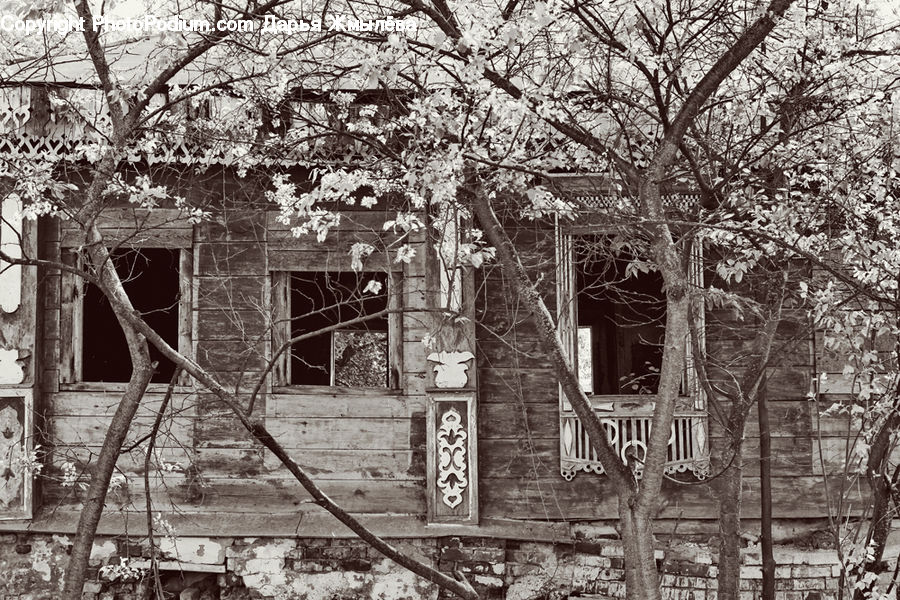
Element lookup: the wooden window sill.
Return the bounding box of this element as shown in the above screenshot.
[59,382,195,394]
[271,385,403,397]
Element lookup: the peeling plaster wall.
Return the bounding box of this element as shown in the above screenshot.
[0,535,70,597]
[0,534,851,600]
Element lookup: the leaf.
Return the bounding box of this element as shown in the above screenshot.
[363,279,383,294]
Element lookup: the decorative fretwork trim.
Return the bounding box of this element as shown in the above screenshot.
[560,413,710,481]
[436,408,468,509]
[571,195,702,212]
[0,87,337,168]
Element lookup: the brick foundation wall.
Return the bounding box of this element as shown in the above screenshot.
[0,533,849,600]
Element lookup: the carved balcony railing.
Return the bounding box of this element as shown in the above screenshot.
[560,412,710,481]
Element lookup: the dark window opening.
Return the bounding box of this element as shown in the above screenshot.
[290,272,389,387]
[82,248,180,383]
[575,239,665,395]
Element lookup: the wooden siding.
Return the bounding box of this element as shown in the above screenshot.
[40,197,429,522]
[59,208,193,249]
[472,224,845,521]
[34,189,860,533]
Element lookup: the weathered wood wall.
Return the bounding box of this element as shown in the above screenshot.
[41,170,429,525]
[34,178,863,534]
[473,219,857,522]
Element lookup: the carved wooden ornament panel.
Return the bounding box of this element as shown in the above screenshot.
[0,390,33,519]
[426,392,478,524]
[436,408,468,508]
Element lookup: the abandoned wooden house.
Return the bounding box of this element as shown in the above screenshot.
[0,80,875,599]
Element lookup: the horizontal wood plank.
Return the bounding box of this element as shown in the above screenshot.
[62,208,194,230]
[264,417,413,450]
[50,445,424,482]
[185,447,423,480]
[266,211,394,232]
[49,391,198,417]
[197,243,266,276]
[260,449,424,480]
[267,230,395,251]
[267,249,390,272]
[196,340,267,372]
[766,367,813,399]
[479,475,861,520]
[479,404,558,439]
[479,368,558,403]
[61,229,191,248]
[197,276,267,309]
[811,436,900,475]
[269,393,422,418]
[813,413,863,436]
[45,478,425,514]
[476,340,550,369]
[480,439,560,479]
[51,415,194,447]
[17,512,592,540]
[741,401,813,438]
[728,437,813,477]
[195,309,268,341]
[46,446,196,475]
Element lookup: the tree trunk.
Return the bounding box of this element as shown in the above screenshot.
[715,446,745,600]
[853,410,900,600]
[708,273,785,600]
[758,382,776,600]
[620,500,663,600]
[58,149,153,600]
[60,357,154,600]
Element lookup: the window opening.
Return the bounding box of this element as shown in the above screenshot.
[574,238,665,395]
[289,271,389,387]
[82,248,180,383]
[557,220,708,481]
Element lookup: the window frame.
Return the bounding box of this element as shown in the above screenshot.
[556,226,705,409]
[270,269,403,392]
[556,217,709,480]
[59,247,194,389]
